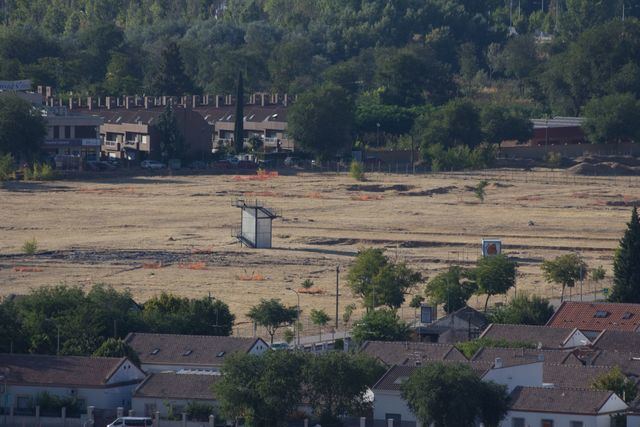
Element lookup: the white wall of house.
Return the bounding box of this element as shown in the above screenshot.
[108,361,146,384]
[373,391,416,424]
[628,414,640,427]
[563,329,592,348]
[7,383,140,411]
[140,363,222,373]
[248,339,269,355]
[482,362,543,392]
[500,411,615,427]
[132,397,216,418]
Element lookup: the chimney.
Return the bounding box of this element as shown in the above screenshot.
[37,85,44,95]
[106,96,112,110]
[494,357,503,369]
[215,95,221,108]
[283,94,288,107]
[125,96,130,109]
[204,94,210,105]
[144,97,149,110]
[116,97,121,108]
[45,86,52,98]
[97,97,102,108]
[192,95,198,109]
[261,94,266,107]
[68,98,73,110]
[273,93,280,104]
[162,96,167,106]
[87,97,92,111]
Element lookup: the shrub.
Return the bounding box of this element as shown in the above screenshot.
[185,401,215,421]
[427,143,497,172]
[301,279,314,289]
[456,337,536,359]
[0,153,15,180]
[474,180,489,202]
[35,392,84,417]
[24,162,56,181]
[350,160,365,181]
[545,151,562,167]
[22,237,38,255]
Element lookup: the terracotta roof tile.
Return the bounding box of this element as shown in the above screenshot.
[479,324,575,348]
[471,347,577,367]
[372,361,493,391]
[591,329,640,352]
[542,364,612,388]
[124,333,267,367]
[134,372,220,400]
[547,302,640,331]
[0,353,135,387]
[508,386,620,415]
[360,341,467,366]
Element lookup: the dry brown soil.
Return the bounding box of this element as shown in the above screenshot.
[1,169,638,334]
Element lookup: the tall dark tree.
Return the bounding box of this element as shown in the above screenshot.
[234,72,244,154]
[0,94,46,162]
[149,41,195,96]
[611,207,640,303]
[156,104,185,162]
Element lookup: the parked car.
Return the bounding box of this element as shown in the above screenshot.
[141,160,165,169]
[107,417,153,427]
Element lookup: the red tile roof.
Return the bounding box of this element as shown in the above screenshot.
[134,372,220,400]
[0,353,138,388]
[479,323,576,348]
[509,386,621,415]
[547,302,640,331]
[360,341,467,366]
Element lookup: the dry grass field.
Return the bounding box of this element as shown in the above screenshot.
[1,169,638,333]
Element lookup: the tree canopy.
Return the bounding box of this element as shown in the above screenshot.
[424,266,476,314]
[541,253,588,302]
[611,207,640,303]
[351,308,410,344]
[247,298,298,344]
[473,254,517,311]
[0,94,46,161]
[401,362,509,427]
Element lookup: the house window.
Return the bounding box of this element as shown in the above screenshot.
[570,422,583,427]
[53,126,60,139]
[594,310,609,318]
[512,418,525,427]
[541,420,554,427]
[622,312,634,319]
[65,126,71,138]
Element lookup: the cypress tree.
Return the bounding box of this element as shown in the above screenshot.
[611,207,640,302]
[234,72,244,154]
[150,41,195,96]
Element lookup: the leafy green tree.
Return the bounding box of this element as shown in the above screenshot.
[583,93,640,144]
[473,254,517,311]
[288,83,354,160]
[92,338,141,366]
[611,207,640,303]
[215,351,306,427]
[592,366,637,403]
[149,40,195,95]
[401,362,509,427]
[409,294,424,318]
[347,248,422,310]
[413,99,482,155]
[305,352,384,423]
[351,308,410,343]
[424,266,477,314]
[592,266,607,282]
[480,104,533,145]
[233,71,244,154]
[375,46,455,106]
[501,35,538,94]
[156,104,185,162]
[474,180,489,203]
[142,292,234,336]
[247,299,298,344]
[310,308,330,341]
[489,293,554,325]
[0,94,46,162]
[542,253,588,302]
[0,299,26,353]
[343,303,356,328]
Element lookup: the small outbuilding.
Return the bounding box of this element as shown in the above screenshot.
[232,199,279,248]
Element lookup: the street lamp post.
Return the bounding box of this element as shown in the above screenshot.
[286,287,301,348]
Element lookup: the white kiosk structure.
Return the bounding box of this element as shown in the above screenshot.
[232,199,280,248]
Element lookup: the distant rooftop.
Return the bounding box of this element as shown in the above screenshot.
[531,116,585,129]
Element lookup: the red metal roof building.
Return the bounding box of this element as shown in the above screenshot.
[547,302,640,332]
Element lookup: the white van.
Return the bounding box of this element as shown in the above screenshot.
[107,417,153,426]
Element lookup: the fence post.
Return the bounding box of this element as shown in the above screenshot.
[182,412,187,427]
[87,406,95,426]
[360,417,366,427]
[117,407,124,418]
[35,405,40,424]
[61,406,67,427]
[129,409,135,416]
[387,418,394,427]
[154,411,160,427]
[304,418,309,427]
[209,414,215,427]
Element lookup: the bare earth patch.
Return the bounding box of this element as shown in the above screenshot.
[1,170,637,333]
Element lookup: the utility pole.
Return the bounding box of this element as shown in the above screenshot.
[335,266,340,330]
